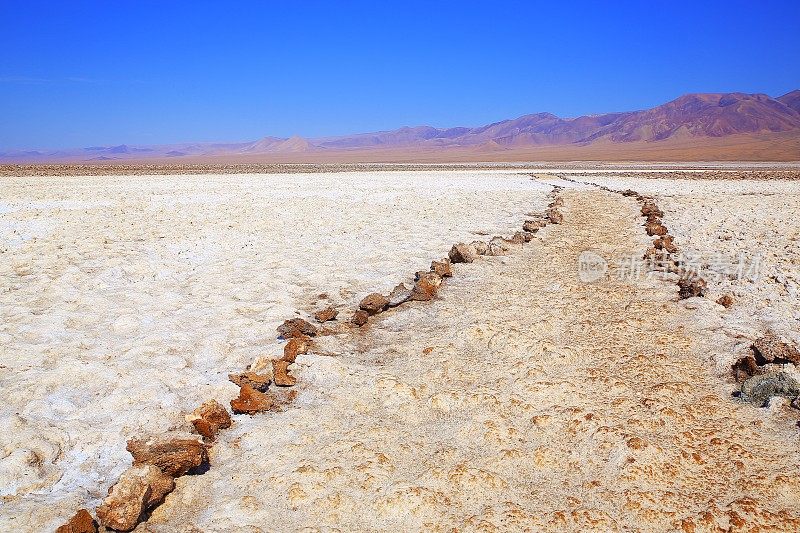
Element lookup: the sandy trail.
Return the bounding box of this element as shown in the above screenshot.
[142,188,800,532]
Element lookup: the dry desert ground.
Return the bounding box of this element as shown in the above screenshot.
[1,166,800,532]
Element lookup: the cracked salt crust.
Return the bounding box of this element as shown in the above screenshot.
[0,171,550,530]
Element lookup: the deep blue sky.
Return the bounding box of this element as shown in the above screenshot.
[1,0,798,149]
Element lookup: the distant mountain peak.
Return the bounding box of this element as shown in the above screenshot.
[3,89,799,163]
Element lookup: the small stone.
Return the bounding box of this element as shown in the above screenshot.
[485,236,512,256]
[732,356,760,382]
[641,202,664,218]
[752,332,800,365]
[126,435,208,477]
[277,318,318,339]
[56,509,97,533]
[313,306,338,323]
[430,258,453,278]
[548,197,564,208]
[740,372,800,407]
[522,219,546,233]
[622,189,638,197]
[511,231,533,243]
[645,220,668,236]
[272,359,297,387]
[653,235,678,254]
[414,270,430,281]
[283,336,311,363]
[387,283,413,307]
[411,272,441,301]
[231,384,276,414]
[228,371,271,392]
[351,310,369,326]
[471,241,489,255]
[96,465,175,532]
[546,208,563,224]
[716,294,734,308]
[678,276,706,299]
[359,293,389,315]
[449,243,478,263]
[188,400,232,440]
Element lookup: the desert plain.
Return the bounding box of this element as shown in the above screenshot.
[2,164,800,531]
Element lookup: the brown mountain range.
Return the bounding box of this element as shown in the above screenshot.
[3,90,799,163]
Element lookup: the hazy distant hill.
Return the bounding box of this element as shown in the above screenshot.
[2,90,799,162]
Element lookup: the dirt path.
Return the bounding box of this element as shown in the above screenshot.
[147,189,800,532]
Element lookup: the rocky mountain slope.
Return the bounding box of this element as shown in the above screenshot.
[2,91,798,162]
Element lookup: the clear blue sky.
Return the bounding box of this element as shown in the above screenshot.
[1,0,798,149]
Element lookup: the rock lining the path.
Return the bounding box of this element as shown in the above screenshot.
[277,318,318,338]
[314,306,338,323]
[56,509,97,533]
[187,400,232,441]
[96,465,175,532]
[231,384,276,415]
[126,434,208,477]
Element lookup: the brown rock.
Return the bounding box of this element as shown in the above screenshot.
[387,283,413,307]
[411,272,441,301]
[522,219,546,232]
[622,189,639,197]
[471,241,489,255]
[511,231,534,243]
[733,355,761,382]
[548,197,564,208]
[716,294,734,308]
[752,332,800,365]
[431,258,453,278]
[677,276,707,299]
[228,371,271,392]
[359,292,388,315]
[641,202,664,218]
[313,306,338,323]
[486,236,513,256]
[546,208,563,224]
[272,359,297,386]
[283,336,310,363]
[414,270,430,281]
[645,213,662,225]
[351,310,369,326]
[188,400,232,440]
[653,235,678,254]
[96,465,174,532]
[56,509,97,533]
[231,384,275,414]
[645,220,668,236]
[126,435,208,477]
[449,243,478,263]
[277,318,318,338]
